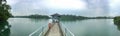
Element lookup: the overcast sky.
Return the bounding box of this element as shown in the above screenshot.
[6,0,120,17]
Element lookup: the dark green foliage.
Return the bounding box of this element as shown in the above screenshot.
[113,16,120,31]
[114,16,120,25]
[0,21,10,36]
[0,0,12,21]
[60,15,76,20]
[28,14,49,19]
[13,14,49,19]
[13,14,113,21]
[60,15,87,21]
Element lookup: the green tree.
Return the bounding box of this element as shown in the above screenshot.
[0,0,12,21]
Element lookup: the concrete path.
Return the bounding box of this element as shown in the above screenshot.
[44,23,63,36]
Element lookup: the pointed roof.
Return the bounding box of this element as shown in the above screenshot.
[51,13,60,16]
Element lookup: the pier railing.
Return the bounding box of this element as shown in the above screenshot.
[60,22,75,36]
[29,22,75,36]
[29,24,48,36]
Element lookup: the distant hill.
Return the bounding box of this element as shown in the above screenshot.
[12,14,113,20]
[13,14,49,19]
[60,15,87,20]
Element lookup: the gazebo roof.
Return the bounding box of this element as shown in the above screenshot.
[51,13,60,16]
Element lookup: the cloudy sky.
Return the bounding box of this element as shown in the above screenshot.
[6,0,120,17]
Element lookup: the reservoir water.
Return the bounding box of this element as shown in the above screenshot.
[5,18,120,36]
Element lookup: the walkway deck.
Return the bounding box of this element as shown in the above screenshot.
[44,23,64,36]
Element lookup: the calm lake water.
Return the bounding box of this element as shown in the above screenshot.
[4,18,120,36]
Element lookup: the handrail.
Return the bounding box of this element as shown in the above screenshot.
[39,31,43,36]
[39,25,49,36]
[29,22,75,36]
[29,24,48,36]
[60,22,75,36]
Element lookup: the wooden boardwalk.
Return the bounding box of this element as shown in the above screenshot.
[44,23,64,36]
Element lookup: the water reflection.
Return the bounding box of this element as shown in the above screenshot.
[0,21,11,36]
[113,21,120,31]
[116,25,120,31]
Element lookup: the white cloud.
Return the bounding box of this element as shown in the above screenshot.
[110,0,120,9]
[7,0,113,16]
[110,0,120,16]
[109,12,120,16]
[7,0,87,16]
[7,0,19,6]
[45,0,87,9]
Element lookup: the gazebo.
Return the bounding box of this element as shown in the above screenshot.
[51,13,60,18]
[51,13,61,22]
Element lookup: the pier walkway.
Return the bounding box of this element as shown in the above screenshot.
[44,23,64,36]
[29,22,75,36]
